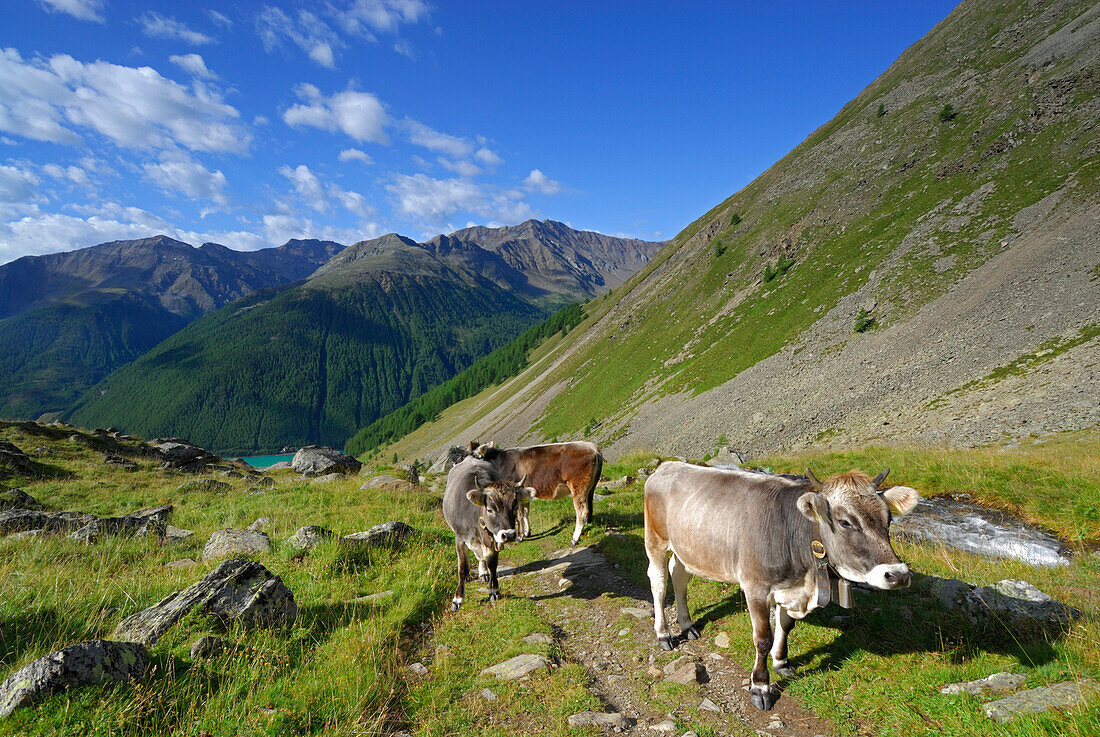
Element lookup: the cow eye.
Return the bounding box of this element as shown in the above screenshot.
[838,518,855,530]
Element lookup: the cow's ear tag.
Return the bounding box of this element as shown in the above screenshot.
[466,488,486,506]
[811,540,826,559]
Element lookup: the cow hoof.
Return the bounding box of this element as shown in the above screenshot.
[450,602,461,612]
[774,664,796,678]
[658,636,674,651]
[684,625,700,640]
[750,685,777,711]
[480,574,491,583]
[488,593,500,604]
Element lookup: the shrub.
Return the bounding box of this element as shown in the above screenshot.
[854,308,877,333]
[763,256,794,283]
[938,103,957,122]
[713,240,727,259]
[876,103,886,118]
[729,212,742,226]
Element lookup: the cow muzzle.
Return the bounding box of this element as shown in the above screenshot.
[494,529,517,545]
[865,563,910,590]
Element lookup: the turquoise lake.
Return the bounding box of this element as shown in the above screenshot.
[237,453,294,468]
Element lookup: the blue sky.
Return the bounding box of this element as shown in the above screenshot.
[0,0,959,263]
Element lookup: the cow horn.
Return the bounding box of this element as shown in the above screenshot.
[474,473,484,491]
[872,468,890,489]
[805,468,823,491]
[519,473,528,486]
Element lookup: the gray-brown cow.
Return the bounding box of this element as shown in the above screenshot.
[474,441,603,545]
[643,462,918,710]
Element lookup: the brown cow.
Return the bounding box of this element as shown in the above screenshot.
[643,462,918,711]
[475,441,603,545]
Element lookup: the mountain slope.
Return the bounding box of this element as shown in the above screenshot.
[384,0,1100,463]
[0,236,345,420]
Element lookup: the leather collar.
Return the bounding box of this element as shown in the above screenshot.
[810,523,831,608]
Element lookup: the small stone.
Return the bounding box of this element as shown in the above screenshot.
[164,559,197,570]
[666,661,702,685]
[700,697,722,713]
[165,525,194,540]
[247,517,271,532]
[522,633,552,645]
[608,675,629,686]
[941,672,1027,696]
[767,717,785,729]
[201,529,272,561]
[682,732,699,737]
[651,719,677,733]
[481,688,497,701]
[190,635,228,660]
[567,711,627,728]
[342,521,414,549]
[714,631,730,648]
[647,666,663,678]
[982,681,1096,722]
[621,606,653,620]
[310,472,341,485]
[663,655,693,675]
[351,590,394,604]
[617,628,630,636]
[286,525,333,550]
[557,578,573,591]
[408,662,428,675]
[480,654,548,680]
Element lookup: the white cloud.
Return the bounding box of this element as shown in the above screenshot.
[279,164,329,212]
[331,188,374,218]
[338,148,372,164]
[42,162,90,186]
[475,147,503,167]
[139,13,215,45]
[143,151,229,207]
[37,0,104,23]
[283,85,390,144]
[169,53,216,79]
[0,164,39,202]
[206,10,233,29]
[0,206,178,264]
[523,168,562,195]
[0,49,250,154]
[404,118,472,157]
[439,158,480,177]
[337,0,431,36]
[387,173,482,222]
[257,7,341,68]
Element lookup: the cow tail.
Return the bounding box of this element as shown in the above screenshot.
[586,451,603,523]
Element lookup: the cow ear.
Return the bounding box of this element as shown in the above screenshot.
[797,492,830,524]
[521,486,537,500]
[881,486,919,516]
[466,488,487,506]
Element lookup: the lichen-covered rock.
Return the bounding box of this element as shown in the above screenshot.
[941,672,1028,696]
[0,489,39,510]
[0,640,148,718]
[201,529,272,561]
[342,521,414,549]
[291,446,362,476]
[70,505,173,544]
[250,476,275,489]
[177,479,231,494]
[190,636,229,660]
[964,579,1081,639]
[113,558,296,646]
[247,517,272,532]
[480,653,548,680]
[0,509,49,535]
[983,680,1097,722]
[0,441,33,478]
[286,525,333,550]
[359,474,415,492]
[151,438,222,473]
[103,455,138,471]
[427,446,469,474]
[310,473,341,485]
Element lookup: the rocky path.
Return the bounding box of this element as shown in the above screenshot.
[499,545,836,737]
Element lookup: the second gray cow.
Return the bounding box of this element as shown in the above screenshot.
[443,456,535,611]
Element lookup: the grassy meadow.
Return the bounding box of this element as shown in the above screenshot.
[1,423,1098,735]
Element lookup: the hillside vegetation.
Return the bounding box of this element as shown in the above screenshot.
[383,0,1099,464]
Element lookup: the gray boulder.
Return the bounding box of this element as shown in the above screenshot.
[291,446,362,476]
[70,505,173,544]
[343,521,414,549]
[359,474,414,491]
[0,640,148,718]
[942,672,1027,696]
[103,455,138,471]
[264,461,293,470]
[0,509,96,537]
[480,653,548,680]
[704,446,745,468]
[202,529,272,561]
[0,488,39,510]
[310,473,341,485]
[964,579,1081,639]
[403,464,420,486]
[151,438,221,473]
[250,476,275,489]
[567,711,628,728]
[113,558,297,646]
[177,479,231,494]
[0,441,33,478]
[286,525,333,550]
[427,446,468,474]
[983,680,1096,722]
[190,635,229,660]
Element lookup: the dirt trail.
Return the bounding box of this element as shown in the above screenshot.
[498,545,836,737]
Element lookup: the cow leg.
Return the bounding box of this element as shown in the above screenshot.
[452,540,469,611]
[770,604,797,678]
[486,550,501,603]
[569,485,588,546]
[746,594,777,710]
[477,558,490,582]
[517,502,530,540]
[644,531,673,650]
[668,553,699,640]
